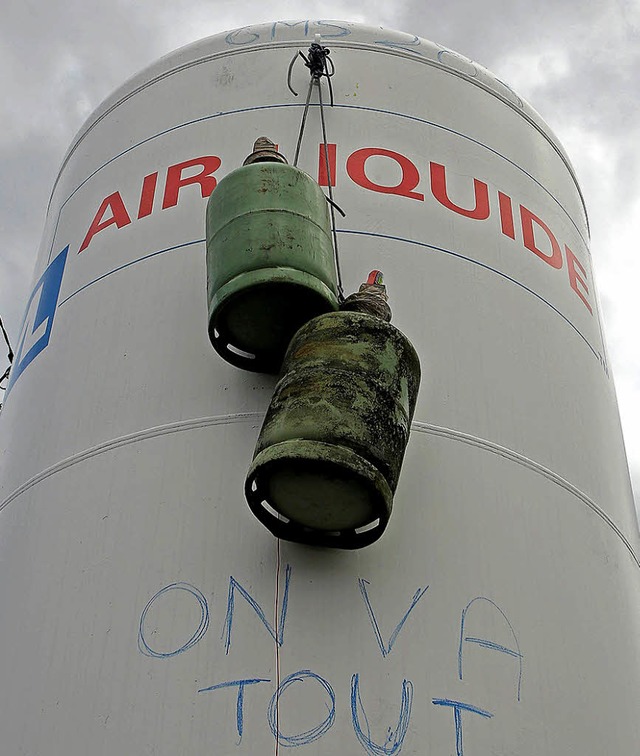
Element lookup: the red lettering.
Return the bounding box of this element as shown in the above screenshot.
[79,192,132,253]
[498,191,515,239]
[430,163,490,219]
[137,172,158,219]
[346,148,424,200]
[162,156,221,210]
[520,206,563,269]
[318,143,337,187]
[565,245,592,314]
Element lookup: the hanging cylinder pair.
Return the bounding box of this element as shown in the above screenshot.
[206,138,339,373]
[205,139,421,548]
[245,306,421,549]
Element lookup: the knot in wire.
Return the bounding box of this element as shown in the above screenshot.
[287,40,335,105]
[304,42,333,80]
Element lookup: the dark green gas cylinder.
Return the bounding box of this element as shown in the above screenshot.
[206,138,339,373]
[245,304,421,549]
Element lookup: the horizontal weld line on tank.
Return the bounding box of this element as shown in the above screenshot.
[57,239,205,307]
[48,102,585,265]
[54,40,585,232]
[337,228,601,364]
[412,421,640,569]
[2,413,636,569]
[0,412,264,514]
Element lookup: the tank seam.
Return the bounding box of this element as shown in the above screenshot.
[0,412,263,513]
[337,228,603,366]
[1,415,635,570]
[412,421,640,568]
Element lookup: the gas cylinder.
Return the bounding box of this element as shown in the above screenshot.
[206,137,339,373]
[245,289,421,548]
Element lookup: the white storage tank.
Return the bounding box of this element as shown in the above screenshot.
[0,20,638,755]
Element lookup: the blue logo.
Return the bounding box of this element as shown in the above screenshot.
[6,246,68,394]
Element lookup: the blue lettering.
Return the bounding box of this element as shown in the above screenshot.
[437,50,478,77]
[223,564,291,653]
[373,34,422,54]
[225,26,260,46]
[198,678,270,742]
[351,673,413,755]
[268,670,335,746]
[138,582,209,658]
[271,20,309,39]
[432,698,493,756]
[315,21,352,38]
[358,578,428,657]
[458,596,523,700]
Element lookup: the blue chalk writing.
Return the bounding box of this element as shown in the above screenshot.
[198,678,270,742]
[315,21,352,38]
[463,637,522,658]
[271,20,310,39]
[223,564,291,654]
[358,578,429,657]
[437,49,478,76]
[268,670,336,747]
[137,579,525,751]
[432,698,493,756]
[351,673,413,756]
[458,596,523,700]
[373,35,422,54]
[225,26,260,46]
[138,582,209,658]
[224,20,351,47]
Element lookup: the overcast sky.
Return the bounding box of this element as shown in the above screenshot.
[1,0,638,513]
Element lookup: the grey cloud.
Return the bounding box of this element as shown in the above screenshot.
[397,0,639,143]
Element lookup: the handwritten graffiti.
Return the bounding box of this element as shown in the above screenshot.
[138,581,209,658]
[432,698,493,756]
[223,564,292,654]
[458,596,523,701]
[357,578,429,658]
[137,568,521,754]
[351,673,413,756]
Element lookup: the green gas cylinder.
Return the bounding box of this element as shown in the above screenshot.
[245,297,421,549]
[206,138,339,373]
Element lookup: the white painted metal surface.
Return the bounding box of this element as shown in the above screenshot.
[1,20,639,754]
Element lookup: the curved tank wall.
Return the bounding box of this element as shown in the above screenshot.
[0,20,639,754]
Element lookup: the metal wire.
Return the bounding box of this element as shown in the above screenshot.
[289,42,345,301]
[293,78,314,168]
[317,80,344,300]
